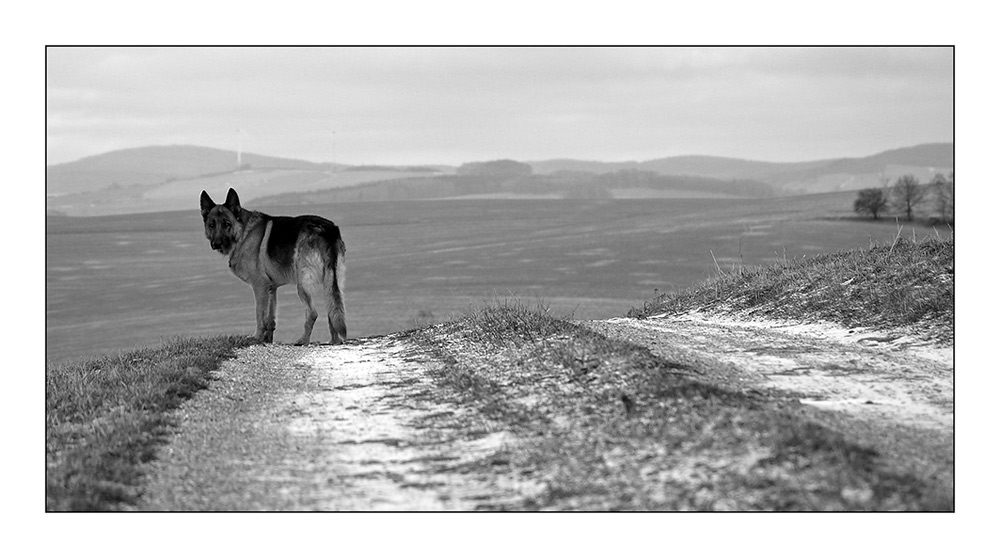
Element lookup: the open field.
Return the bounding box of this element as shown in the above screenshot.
[46,192,945,365]
[47,167,443,217]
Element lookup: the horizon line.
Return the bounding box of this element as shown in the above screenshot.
[46,140,956,169]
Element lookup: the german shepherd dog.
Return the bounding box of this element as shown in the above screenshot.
[200,188,346,345]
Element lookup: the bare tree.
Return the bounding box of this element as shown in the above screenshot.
[854,188,889,220]
[931,172,954,225]
[891,174,925,221]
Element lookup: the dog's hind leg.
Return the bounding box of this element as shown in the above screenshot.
[328,292,347,345]
[294,284,318,345]
[296,251,332,345]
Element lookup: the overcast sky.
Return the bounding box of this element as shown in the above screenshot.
[45,46,953,166]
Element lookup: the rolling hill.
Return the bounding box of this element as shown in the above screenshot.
[46,145,330,195]
[45,143,953,216]
[529,143,953,194]
[45,145,449,216]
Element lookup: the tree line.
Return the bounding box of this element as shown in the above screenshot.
[853,172,954,224]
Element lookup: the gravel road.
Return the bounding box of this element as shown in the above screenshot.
[587,313,953,433]
[584,312,954,501]
[138,334,541,511]
[138,313,953,510]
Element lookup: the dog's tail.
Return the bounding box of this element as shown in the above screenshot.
[327,232,347,344]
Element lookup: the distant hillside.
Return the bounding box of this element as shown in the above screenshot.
[528,156,825,180]
[254,169,774,206]
[529,143,953,194]
[46,145,327,195]
[45,145,452,216]
[45,167,447,217]
[46,142,953,215]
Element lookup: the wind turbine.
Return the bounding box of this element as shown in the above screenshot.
[330,129,337,173]
[236,128,247,171]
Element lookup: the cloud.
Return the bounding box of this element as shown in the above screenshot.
[46,47,953,165]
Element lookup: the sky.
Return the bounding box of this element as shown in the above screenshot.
[45,46,953,167]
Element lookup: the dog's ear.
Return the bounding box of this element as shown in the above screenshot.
[224,188,241,213]
[200,190,215,221]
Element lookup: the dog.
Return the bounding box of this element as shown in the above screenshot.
[200,188,346,345]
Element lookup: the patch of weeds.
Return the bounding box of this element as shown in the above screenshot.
[46,335,255,511]
[460,296,572,347]
[629,237,954,343]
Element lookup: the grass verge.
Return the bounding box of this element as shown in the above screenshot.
[628,236,954,343]
[46,335,254,511]
[412,298,949,510]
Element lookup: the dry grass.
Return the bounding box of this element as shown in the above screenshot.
[46,335,254,511]
[410,298,949,510]
[629,236,954,343]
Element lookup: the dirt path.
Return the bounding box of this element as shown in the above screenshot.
[583,312,954,498]
[586,312,953,433]
[139,313,953,510]
[138,333,540,511]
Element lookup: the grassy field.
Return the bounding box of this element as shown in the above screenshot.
[46,335,254,510]
[46,191,944,365]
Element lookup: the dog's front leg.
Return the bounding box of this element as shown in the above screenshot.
[265,286,277,343]
[251,283,275,343]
